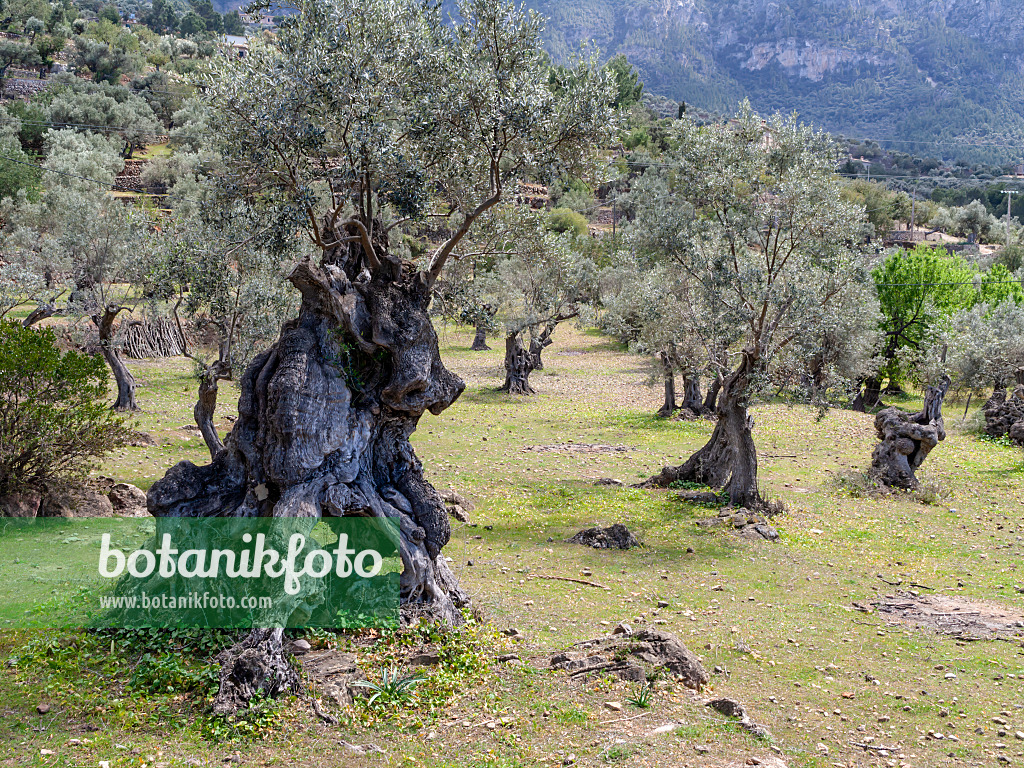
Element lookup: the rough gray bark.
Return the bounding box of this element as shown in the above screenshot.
[501,332,536,395]
[641,349,764,509]
[680,375,703,413]
[852,376,883,412]
[94,306,138,411]
[870,375,951,489]
[983,385,1024,445]
[470,325,490,351]
[529,322,555,371]
[703,374,720,413]
[22,302,55,327]
[656,352,676,418]
[195,359,231,459]
[212,628,299,715]
[147,231,468,712]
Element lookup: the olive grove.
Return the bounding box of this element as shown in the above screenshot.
[141,0,612,711]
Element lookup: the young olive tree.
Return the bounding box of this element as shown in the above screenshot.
[633,106,869,509]
[143,0,611,712]
[3,131,147,411]
[601,251,739,418]
[477,206,597,395]
[147,210,300,459]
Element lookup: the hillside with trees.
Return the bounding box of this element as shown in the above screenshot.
[526,0,1024,165]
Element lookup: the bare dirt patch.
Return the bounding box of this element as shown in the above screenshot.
[873,591,1024,641]
[524,443,629,454]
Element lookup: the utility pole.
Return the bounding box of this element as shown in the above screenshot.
[1007,190,1018,248]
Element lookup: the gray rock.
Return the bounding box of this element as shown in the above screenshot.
[108,483,147,516]
[39,487,113,518]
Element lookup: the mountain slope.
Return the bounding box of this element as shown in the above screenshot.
[526,0,1024,164]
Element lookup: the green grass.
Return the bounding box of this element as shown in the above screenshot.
[1,323,1022,767]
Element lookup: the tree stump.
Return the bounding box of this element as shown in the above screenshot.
[870,376,950,489]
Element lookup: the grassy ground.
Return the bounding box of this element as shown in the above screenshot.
[2,323,1023,768]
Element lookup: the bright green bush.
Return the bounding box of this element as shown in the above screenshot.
[546,207,589,238]
[0,321,129,497]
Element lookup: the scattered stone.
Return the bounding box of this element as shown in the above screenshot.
[604,701,622,712]
[657,600,669,608]
[301,651,365,707]
[563,753,577,765]
[593,478,624,487]
[676,490,720,504]
[651,723,680,735]
[613,622,632,635]
[526,444,628,454]
[567,524,640,550]
[38,486,114,518]
[550,628,709,690]
[408,653,440,666]
[108,483,148,516]
[497,653,520,663]
[126,431,157,447]
[707,698,747,719]
[0,491,41,518]
[874,590,1024,641]
[288,639,311,655]
[36,703,50,714]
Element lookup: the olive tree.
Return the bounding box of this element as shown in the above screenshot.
[143,0,611,712]
[2,130,147,410]
[147,210,300,458]
[633,105,868,509]
[475,206,597,395]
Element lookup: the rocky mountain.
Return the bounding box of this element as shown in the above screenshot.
[525,0,1024,163]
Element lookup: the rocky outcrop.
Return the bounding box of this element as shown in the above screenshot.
[38,487,114,518]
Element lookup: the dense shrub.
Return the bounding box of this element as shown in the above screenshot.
[546,207,589,238]
[0,322,129,497]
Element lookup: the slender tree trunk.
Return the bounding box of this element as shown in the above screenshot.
[703,374,721,413]
[529,322,556,371]
[195,358,231,459]
[657,352,676,418]
[147,232,468,712]
[680,375,703,412]
[641,349,763,509]
[94,306,138,411]
[501,332,536,395]
[470,325,490,351]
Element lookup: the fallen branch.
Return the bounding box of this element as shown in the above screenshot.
[877,574,903,586]
[851,741,901,752]
[311,698,338,726]
[529,574,610,590]
[599,712,651,725]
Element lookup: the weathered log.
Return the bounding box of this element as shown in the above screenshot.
[870,376,950,489]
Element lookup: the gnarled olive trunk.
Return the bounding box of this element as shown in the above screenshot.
[501,332,536,395]
[529,322,555,371]
[870,375,950,489]
[195,358,231,459]
[94,306,138,411]
[657,352,676,418]
[852,376,883,412]
[703,374,721,413]
[22,302,55,327]
[642,349,763,509]
[681,375,703,413]
[147,236,467,712]
[471,325,490,351]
